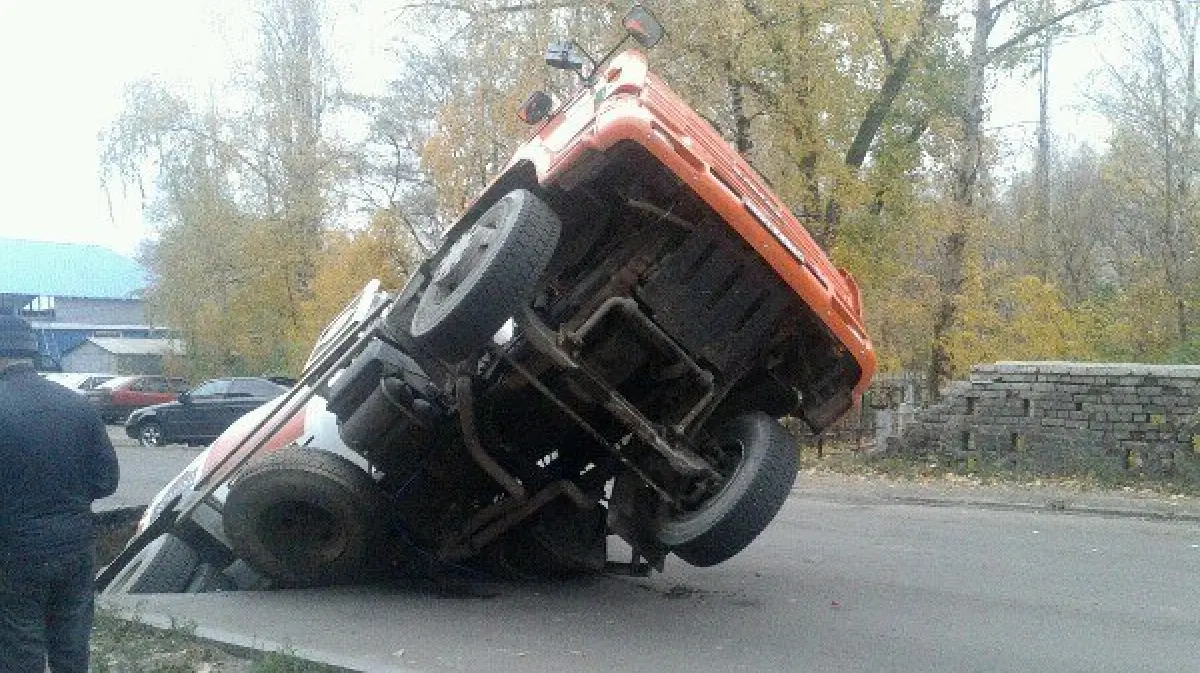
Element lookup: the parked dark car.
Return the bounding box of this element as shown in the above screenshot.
[84,375,191,423]
[124,377,289,447]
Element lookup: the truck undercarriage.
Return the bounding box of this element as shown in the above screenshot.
[305,142,864,578]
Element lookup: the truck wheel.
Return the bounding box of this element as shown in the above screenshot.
[410,189,560,361]
[102,533,201,595]
[657,412,797,567]
[223,447,384,587]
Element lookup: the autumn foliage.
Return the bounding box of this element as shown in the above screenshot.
[104,1,1200,387]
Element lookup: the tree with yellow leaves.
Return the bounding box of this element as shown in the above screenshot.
[103,0,348,379]
[289,211,420,369]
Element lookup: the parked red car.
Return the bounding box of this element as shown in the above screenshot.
[84,375,190,423]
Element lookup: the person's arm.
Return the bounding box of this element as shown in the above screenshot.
[86,414,119,500]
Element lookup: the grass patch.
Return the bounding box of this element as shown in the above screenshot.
[92,607,344,673]
[252,651,343,673]
[91,608,233,673]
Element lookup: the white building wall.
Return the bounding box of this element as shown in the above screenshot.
[60,342,118,373]
[54,298,146,325]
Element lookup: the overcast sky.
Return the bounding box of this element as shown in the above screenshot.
[0,1,225,255]
[0,1,1116,258]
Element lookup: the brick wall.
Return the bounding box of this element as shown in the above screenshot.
[887,362,1200,479]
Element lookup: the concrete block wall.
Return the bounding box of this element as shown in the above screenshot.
[888,362,1200,479]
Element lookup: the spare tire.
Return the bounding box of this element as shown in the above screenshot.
[657,412,797,567]
[223,447,385,587]
[410,189,561,361]
[102,533,200,595]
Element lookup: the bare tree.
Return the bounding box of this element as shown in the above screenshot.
[930,0,1113,396]
[101,0,345,376]
[1094,0,1200,353]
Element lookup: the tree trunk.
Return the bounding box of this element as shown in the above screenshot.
[1175,0,1197,346]
[1035,3,1052,263]
[930,0,992,399]
[844,0,945,171]
[830,0,944,248]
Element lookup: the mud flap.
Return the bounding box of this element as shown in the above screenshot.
[528,501,608,574]
[607,474,668,571]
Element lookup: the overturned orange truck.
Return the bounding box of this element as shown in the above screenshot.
[100,5,876,593]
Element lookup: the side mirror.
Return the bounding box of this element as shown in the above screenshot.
[623,4,665,48]
[178,391,191,405]
[517,91,554,125]
[546,41,586,72]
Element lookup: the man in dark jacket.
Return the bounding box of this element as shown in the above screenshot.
[0,315,119,673]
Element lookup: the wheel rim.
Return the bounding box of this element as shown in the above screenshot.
[674,437,746,518]
[140,424,162,446]
[429,213,499,292]
[431,225,492,290]
[420,200,508,319]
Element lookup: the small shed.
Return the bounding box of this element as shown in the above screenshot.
[60,337,185,375]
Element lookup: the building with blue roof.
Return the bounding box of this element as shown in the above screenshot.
[0,238,172,370]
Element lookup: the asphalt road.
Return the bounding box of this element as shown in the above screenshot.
[104,491,1200,673]
[95,424,201,512]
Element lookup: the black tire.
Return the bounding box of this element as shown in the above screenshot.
[410,189,561,361]
[223,447,385,587]
[136,421,166,447]
[657,412,798,567]
[102,533,201,595]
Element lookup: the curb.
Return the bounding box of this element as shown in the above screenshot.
[883,494,1200,523]
[795,484,1200,523]
[97,601,398,673]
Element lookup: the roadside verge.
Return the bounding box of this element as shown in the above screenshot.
[797,468,1200,522]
